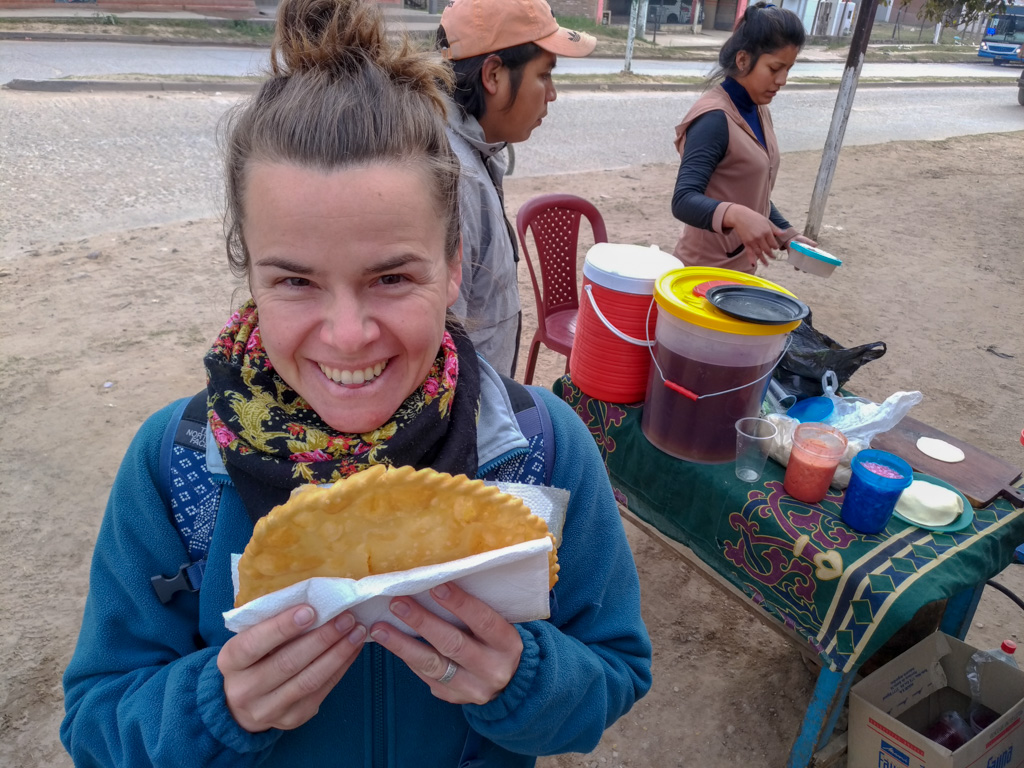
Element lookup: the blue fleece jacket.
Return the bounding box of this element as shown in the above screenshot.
[61,387,652,767]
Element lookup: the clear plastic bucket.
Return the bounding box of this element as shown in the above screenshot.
[640,267,802,463]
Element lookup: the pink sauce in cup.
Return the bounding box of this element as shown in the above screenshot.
[861,461,904,480]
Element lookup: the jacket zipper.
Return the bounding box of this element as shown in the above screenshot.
[372,644,386,768]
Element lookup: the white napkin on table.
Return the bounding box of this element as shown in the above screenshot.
[222,482,569,638]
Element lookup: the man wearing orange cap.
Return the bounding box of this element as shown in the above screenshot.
[437,0,596,377]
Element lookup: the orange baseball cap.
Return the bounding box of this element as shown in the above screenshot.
[438,0,597,61]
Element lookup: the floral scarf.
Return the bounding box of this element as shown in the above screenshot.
[203,300,480,520]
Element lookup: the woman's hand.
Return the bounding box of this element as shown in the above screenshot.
[721,204,785,267]
[789,233,818,248]
[218,606,367,732]
[369,582,523,706]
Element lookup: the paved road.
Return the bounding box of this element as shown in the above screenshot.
[3,39,1023,83]
[2,85,1021,256]
[525,86,1024,172]
[0,40,269,82]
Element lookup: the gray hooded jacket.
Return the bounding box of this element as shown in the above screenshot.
[446,100,521,377]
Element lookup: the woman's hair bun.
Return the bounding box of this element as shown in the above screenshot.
[742,1,774,24]
[271,0,452,112]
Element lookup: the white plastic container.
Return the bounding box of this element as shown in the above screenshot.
[787,241,842,277]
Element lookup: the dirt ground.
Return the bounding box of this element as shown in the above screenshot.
[1,93,1022,766]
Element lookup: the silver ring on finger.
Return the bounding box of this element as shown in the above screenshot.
[436,657,458,685]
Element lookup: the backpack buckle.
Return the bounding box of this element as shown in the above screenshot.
[151,560,206,604]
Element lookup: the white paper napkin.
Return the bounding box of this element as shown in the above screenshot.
[222,482,570,638]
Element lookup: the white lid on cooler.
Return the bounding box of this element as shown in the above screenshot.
[582,243,681,295]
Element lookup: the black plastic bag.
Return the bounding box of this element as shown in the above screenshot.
[773,311,886,400]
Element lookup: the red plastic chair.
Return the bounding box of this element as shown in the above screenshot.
[515,194,608,385]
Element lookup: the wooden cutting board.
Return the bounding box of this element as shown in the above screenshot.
[871,416,1024,508]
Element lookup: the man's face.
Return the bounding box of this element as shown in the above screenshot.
[479,50,558,144]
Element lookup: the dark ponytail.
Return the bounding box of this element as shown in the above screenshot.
[707,2,805,84]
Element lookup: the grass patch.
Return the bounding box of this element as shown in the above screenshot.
[0,14,1011,68]
[557,14,633,41]
[0,15,276,43]
[554,72,1010,86]
[61,73,266,83]
[863,48,992,63]
[554,72,705,85]
[789,75,1011,84]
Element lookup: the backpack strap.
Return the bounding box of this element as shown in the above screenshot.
[151,391,223,604]
[156,396,190,510]
[485,375,555,486]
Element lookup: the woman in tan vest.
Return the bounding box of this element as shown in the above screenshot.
[671,2,816,273]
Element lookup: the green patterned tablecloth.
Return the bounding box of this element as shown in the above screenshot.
[553,375,1024,673]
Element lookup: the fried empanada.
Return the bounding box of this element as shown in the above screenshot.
[235,465,558,607]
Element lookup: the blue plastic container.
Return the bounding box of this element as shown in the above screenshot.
[840,449,913,534]
[786,396,834,423]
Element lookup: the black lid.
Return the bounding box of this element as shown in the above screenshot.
[705,285,810,325]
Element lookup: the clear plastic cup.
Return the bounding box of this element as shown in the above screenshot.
[783,423,848,503]
[735,417,778,482]
[922,710,973,750]
[968,703,1001,735]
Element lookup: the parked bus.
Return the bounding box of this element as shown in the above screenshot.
[647,0,693,26]
[978,5,1024,65]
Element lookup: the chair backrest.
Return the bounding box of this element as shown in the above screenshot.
[515,194,609,324]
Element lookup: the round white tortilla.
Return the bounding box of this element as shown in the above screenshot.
[895,480,964,527]
[916,436,966,463]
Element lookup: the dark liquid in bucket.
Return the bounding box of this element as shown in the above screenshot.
[642,351,775,463]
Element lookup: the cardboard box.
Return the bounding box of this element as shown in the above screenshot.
[848,632,1024,768]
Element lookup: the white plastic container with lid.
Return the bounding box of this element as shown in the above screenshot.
[570,243,681,403]
[787,241,842,277]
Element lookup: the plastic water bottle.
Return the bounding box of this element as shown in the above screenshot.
[966,640,1018,702]
[977,640,1018,668]
[964,641,1018,736]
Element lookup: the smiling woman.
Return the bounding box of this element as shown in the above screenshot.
[58,0,651,763]
[245,163,459,435]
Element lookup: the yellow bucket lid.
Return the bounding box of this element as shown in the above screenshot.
[654,266,803,336]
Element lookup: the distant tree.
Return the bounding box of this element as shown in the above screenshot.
[903,0,1009,29]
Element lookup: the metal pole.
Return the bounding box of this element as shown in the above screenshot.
[637,0,650,39]
[804,0,881,241]
[623,0,640,73]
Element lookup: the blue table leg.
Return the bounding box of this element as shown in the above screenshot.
[787,665,857,768]
[786,582,986,767]
[939,582,986,640]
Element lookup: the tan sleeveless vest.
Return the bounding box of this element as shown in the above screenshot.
[672,86,788,274]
